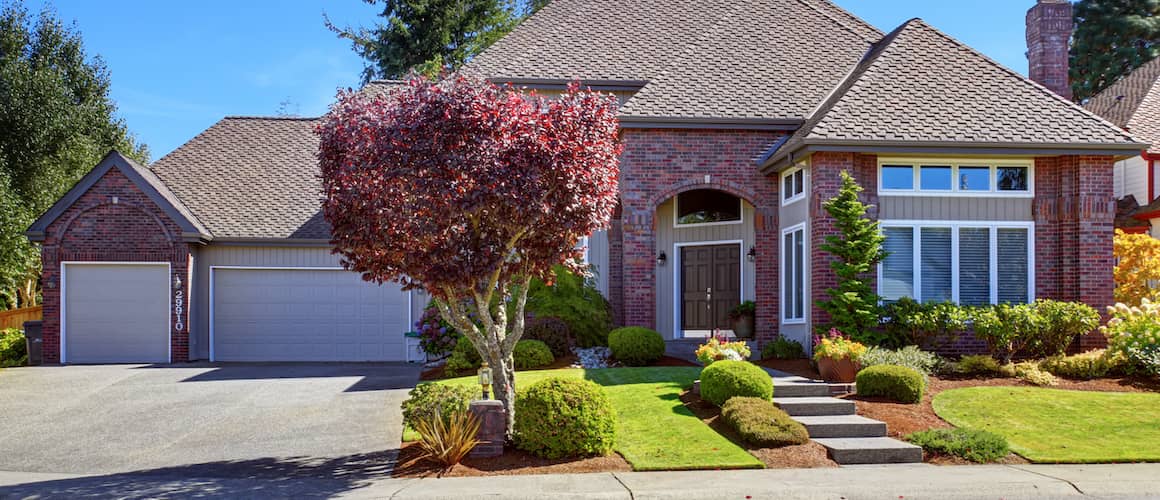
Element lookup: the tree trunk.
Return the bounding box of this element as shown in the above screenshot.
[486,350,517,438]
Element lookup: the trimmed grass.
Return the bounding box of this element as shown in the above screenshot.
[933,387,1160,463]
[420,367,764,471]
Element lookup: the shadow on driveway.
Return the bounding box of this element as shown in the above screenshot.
[133,362,422,392]
[0,451,399,499]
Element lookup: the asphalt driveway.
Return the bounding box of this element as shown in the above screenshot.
[0,363,419,479]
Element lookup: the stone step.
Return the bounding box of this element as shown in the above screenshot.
[772,381,832,398]
[813,437,923,465]
[773,397,856,416]
[791,415,887,439]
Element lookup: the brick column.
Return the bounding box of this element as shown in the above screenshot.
[755,206,779,343]
[621,204,657,329]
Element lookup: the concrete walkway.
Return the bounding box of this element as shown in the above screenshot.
[1,463,1157,499]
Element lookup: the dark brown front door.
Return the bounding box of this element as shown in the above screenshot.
[680,244,741,332]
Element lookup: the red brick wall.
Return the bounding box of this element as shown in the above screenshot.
[39,168,192,363]
[614,129,782,341]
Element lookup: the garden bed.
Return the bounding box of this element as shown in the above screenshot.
[392,442,631,478]
[758,358,821,379]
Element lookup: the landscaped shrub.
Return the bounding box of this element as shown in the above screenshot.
[1041,350,1122,380]
[514,378,616,459]
[1102,300,1160,377]
[855,365,925,403]
[695,336,751,366]
[444,336,483,376]
[0,328,26,368]
[971,304,1044,364]
[513,340,555,370]
[860,346,943,376]
[906,428,1009,463]
[951,355,1005,377]
[762,337,805,360]
[1013,362,1057,386]
[608,327,665,366]
[523,316,575,357]
[414,409,481,466]
[414,304,461,360]
[721,397,809,448]
[699,360,773,407]
[883,298,969,349]
[526,265,613,347]
[1029,300,1101,358]
[401,383,478,429]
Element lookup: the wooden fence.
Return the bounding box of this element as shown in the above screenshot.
[0,306,42,330]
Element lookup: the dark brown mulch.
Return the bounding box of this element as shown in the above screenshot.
[653,355,699,367]
[679,390,838,469]
[391,442,632,478]
[758,358,821,379]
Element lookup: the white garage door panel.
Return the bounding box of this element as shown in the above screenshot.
[64,264,169,364]
[213,269,408,362]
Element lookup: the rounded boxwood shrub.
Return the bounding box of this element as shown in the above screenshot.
[444,335,482,376]
[855,365,925,404]
[721,397,809,448]
[514,378,616,459]
[906,428,1009,463]
[523,316,575,357]
[401,383,478,429]
[608,327,665,366]
[700,360,773,407]
[513,340,555,370]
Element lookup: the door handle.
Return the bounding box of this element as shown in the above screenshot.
[706,287,712,305]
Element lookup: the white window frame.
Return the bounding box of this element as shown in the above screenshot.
[878,158,1035,198]
[781,166,807,206]
[877,220,1035,305]
[673,190,744,228]
[781,223,807,324]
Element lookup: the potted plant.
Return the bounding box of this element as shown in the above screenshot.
[729,301,756,339]
[812,328,866,383]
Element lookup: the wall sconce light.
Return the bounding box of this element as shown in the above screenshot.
[656,251,667,267]
[747,246,757,262]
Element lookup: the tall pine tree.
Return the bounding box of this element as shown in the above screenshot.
[817,171,887,345]
[1071,0,1160,102]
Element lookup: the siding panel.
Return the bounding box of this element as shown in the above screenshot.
[879,196,1033,221]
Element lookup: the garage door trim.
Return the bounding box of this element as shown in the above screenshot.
[60,261,172,364]
[208,266,413,362]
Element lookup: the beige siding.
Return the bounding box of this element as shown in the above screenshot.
[1115,155,1149,203]
[587,230,611,296]
[878,196,1033,221]
[655,199,757,340]
[190,245,418,360]
[778,164,811,349]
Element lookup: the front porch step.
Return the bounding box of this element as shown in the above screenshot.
[773,397,856,416]
[791,415,887,439]
[772,381,832,398]
[813,437,923,464]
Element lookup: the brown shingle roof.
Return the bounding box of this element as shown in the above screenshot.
[1085,57,1160,154]
[764,19,1145,168]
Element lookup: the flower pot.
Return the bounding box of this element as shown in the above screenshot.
[731,315,755,339]
[817,356,860,383]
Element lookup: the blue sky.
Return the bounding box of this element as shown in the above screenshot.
[27,0,1036,159]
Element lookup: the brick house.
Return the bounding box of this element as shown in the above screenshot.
[26,0,1144,364]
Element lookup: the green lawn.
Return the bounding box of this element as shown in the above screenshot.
[933,387,1160,463]
[418,367,763,471]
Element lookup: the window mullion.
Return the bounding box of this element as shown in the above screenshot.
[989,226,999,304]
[951,225,960,304]
[913,226,922,302]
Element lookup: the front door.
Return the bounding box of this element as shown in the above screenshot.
[680,244,741,335]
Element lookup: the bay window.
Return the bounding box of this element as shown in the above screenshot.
[879,221,1034,305]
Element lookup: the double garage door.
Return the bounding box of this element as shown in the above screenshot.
[60,263,410,363]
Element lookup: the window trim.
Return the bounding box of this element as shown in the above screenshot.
[781,222,807,324]
[877,220,1035,305]
[878,158,1035,198]
[781,166,807,206]
[672,190,745,228]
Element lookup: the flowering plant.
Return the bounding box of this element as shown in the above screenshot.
[812,328,867,362]
[414,305,460,359]
[695,331,751,366]
[1102,300,1160,376]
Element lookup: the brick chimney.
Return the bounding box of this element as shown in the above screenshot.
[1027,0,1074,100]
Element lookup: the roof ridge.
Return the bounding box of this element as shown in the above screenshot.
[222,115,320,121]
[794,0,881,44]
[910,18,1141,144]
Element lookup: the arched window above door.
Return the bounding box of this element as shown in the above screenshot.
[675,189,742,226]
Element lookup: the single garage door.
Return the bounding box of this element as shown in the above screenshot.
[212,268,409,361]
[63,263,170,364]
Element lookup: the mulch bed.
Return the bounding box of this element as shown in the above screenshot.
[679,390,838,469]
[758,358,822,379]
[391,442,632,478]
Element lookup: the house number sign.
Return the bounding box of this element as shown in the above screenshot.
[174,289,185,332]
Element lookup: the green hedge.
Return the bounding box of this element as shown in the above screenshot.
[0,328,26,368]
[721,397,808,448]
[855,365,924,404]
[401,383,478,429]
[514,340,555,370]
[523,316,574,357]
[444,336,482,376]
[526,265,613,347]
[761,337,804,360]
[700,360,773,407]
[514,378,616,459]
[907,428,1009,463]
[608,327,665,366]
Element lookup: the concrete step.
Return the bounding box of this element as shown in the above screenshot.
[792,415,887,439]
[773,397,856,416]
[772,381,832,398]
[813,437,923,465]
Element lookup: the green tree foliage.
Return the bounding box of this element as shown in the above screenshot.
[328,0,550,82]
[0,3,147,310]
[817,171,887,344]
[1071,0,1160,102]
